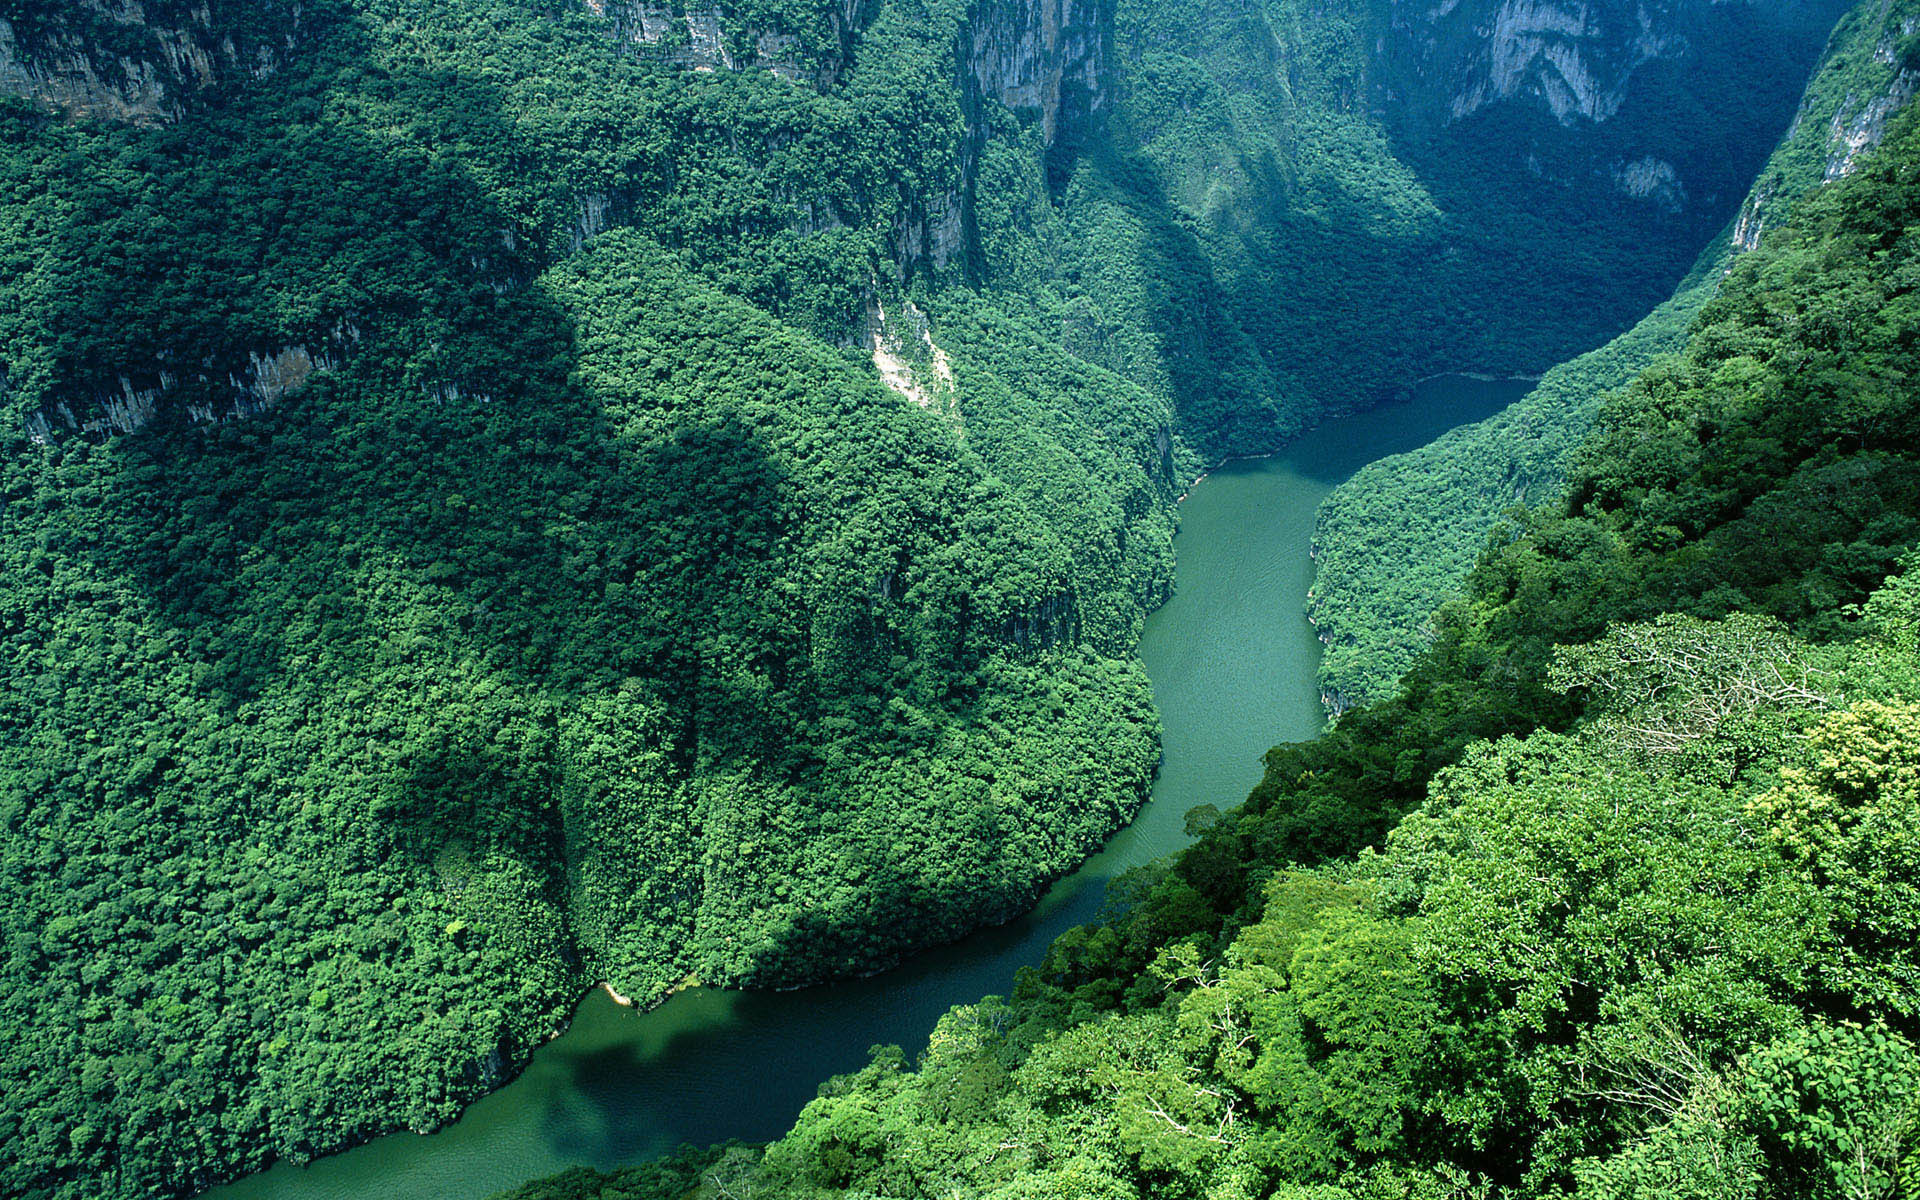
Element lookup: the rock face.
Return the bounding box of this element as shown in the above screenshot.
[939,0,1111,273]
[22,325,360,443]
[0,0,300,123]
[866,298,957,411]
[1822,10,1920,179]
[1386,0,1846,134]
[584,0,1110,147]
[1379,0,1848,209]
[963,0,1110,148]
[584,0,857,83]
[1733,0,1920,251]
[574,0,1108,277]
[1612,152,1684,209]
[1393,0,1692,126]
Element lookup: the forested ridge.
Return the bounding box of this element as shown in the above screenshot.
[1307,0,1920,710]
[0,0,1860,1196]
[502,80,1920,1200]
[3,4,1187,1193]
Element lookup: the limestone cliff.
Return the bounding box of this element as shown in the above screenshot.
[1391,0,1693,126]
[1380,0,1849,209]
[938,0,1110,274]
[0,0,301,123]
[1306,0,1918,716]
[1734,0,1920,250]
[1818,3,1920,179]
[583,0,873,84]
[963,0,1109,149]
[577,0,1109,275]
[22,324,361,443]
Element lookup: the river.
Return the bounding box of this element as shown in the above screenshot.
[204,374,1532,1200]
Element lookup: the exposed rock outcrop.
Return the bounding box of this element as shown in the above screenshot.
[23,323,360,443]
[866,297,956,411]
[935,0,1111,275]
[1612,153,1684,208]
[1001,591,1078,649]
[963,0,1109,147]
[1734,2,1920,251]
[579,0,1110,277]
[1392,0,1694,126]
[585,0,875,85]
[0,0,300,124]
[1379,0,1849,217]
[1823,12,1920,179]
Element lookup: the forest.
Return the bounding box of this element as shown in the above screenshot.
[502,70,1920,1200]
[1308,0,1920,711]
[0,0,1874,1196]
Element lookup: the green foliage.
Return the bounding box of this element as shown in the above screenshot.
[1548,612,1833,774]
[1307,276,1717,710]
[1064,0,1828,460]
[488,1144,731,1200]
[1740,1021,1920,1200]
[1306,0,1920,711]
[0,3,1183,1195]
[1750,700,1920,1020]
[601,577,1917,1200]
[0,0,1882,1196]
[496,52,1920,1200]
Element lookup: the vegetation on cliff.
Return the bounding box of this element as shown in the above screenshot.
[1307,0,1920,710]
[0,0,1861,1196]
[1,4,1179,1194]
[500,85,1920,1200]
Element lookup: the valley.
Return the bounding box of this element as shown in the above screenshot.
[1,1,1913,1198]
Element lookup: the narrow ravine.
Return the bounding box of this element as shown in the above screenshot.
[204,375,1531,1200]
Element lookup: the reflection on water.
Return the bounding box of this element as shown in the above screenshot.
[203,375,1531,1200]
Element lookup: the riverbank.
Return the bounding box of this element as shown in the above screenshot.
[200,376,1525,1200]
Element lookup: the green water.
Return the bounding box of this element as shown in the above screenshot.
[203,374,1531,1200]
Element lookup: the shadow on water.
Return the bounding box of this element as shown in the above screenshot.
[1271,375,1533,488]
[201,373,1531,1200]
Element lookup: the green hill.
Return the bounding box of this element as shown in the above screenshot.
[0,0,1865,1195]
[507,55,1920,1200]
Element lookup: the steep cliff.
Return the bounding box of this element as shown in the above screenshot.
[568,0,1110,278]
[0,0,303,122]
[1381,0,1851,209]
[1090,0,1839,459]
[584,0,877,83]
[963,0,1108,151]
[1386,0,1851,125]
[1735,0,1920,247]
[1391,0,1695,125]
[0,3,1878,1197]
[1307,0,1920,713]
[21,326,361,443]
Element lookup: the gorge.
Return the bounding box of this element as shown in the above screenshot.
[198,376,1528,1200]
[1,1,1913,1199]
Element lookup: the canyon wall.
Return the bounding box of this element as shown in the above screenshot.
[0,0,301,123]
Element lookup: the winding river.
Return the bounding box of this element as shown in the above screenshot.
[205,374,1532,1200]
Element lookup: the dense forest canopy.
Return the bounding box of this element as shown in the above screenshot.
[0,0,1871,1197]
[504,61,1920,1200]
[1307,0,1920,712]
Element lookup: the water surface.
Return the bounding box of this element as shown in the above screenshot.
[206,374,1530,1200]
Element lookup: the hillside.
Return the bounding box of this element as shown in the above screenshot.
[503,55,1920,1199]
[1308,0,1920,711]
[0,0,1855,1197]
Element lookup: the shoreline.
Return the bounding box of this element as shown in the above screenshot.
[598,972,702,1011]
[1176,372,1539,503]
[197,369,1534,1200]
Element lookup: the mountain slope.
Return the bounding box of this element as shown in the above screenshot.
[0,0,1858,1196]
[501,57,1920,1199]
[1308,0,1920,710]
